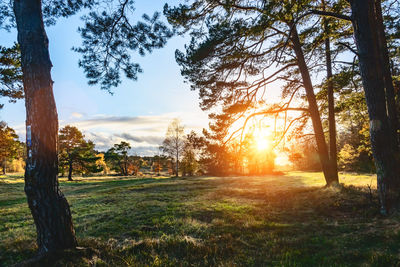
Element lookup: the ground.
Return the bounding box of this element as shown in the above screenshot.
[1,172,399,266]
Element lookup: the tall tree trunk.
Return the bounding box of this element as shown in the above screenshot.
[374,0,400,153]
[13,0,77,253]
[322,0,338,176]
[349,0,398,214]
[290,24,338,185]
[68,159,73,181]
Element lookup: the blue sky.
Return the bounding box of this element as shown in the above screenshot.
[0,1,209,155]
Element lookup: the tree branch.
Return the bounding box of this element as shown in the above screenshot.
[336,42,360,56]
[309,9,352,21]
[238,107,309,144]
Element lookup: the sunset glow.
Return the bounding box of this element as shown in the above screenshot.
[251,123,274,151]
[256,137,270,151]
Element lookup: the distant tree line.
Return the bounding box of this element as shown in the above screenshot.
[0,116,377,178]
[57,126,172,179]
[0,120,280,178]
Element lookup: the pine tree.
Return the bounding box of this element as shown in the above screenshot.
[59,125,101,181]
[105,141,132,176]
[0,0,172,253]
[0,44,23,108]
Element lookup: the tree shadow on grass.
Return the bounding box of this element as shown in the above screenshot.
[2,174,397,266]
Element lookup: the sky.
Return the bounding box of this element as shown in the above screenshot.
[0,1,210,155]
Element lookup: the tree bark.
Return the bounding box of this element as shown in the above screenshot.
[322,1,338,177]
[290,24,338,185]
[13,0,77,253]
[349,0,398,214]
[374,0,400,152]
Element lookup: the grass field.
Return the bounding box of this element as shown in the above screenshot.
[1,172,400,266]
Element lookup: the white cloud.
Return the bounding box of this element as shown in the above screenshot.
[62,112,209,155]
[9,112,209,156]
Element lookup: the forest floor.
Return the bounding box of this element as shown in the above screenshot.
[1,172,400,266]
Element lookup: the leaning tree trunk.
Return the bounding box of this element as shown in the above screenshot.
[290,24,338,185]
[349,0,398,214]
[13,0,77,253]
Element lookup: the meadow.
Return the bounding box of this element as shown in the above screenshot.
[1,172,400,266]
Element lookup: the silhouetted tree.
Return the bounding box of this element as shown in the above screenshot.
[346,0,400,214]
[311,0,400,213]
[164,0,339,185]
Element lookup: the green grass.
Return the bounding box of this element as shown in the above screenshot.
[1,172,399,266]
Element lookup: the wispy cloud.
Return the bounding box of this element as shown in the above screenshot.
[115,133,164,145]
[70,112,84,119]
[74,115,164,129]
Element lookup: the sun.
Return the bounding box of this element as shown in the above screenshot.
[250,125,272,151]
[256,137,270,151]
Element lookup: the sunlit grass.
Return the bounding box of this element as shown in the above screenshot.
[1,171,398,266]
[285,171,376,188]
